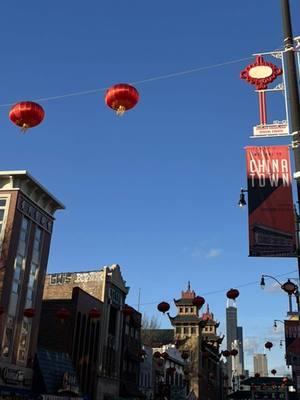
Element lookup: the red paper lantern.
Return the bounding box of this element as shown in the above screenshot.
[181,351,189,360]
[156,359,163,367]
[255,373,260,378]
[192,296,205,309]
[226,288,240,300]
[24,308,36,318]
[89,308,101,319]
[122,305,133,317]
[231,349,238,357]
[166,367,176,375]
[153,351,161,359]
[161,352,169,359]
[222,350,230,357]
[265,341,273,350]
[271,369,277,376]
[105,83,139,115]
[140,349,147,358]
[56,308,71,321]
[157,302,170,313]
[9,101,45,132]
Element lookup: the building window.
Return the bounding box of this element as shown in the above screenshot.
[17,320,29,362]
[2,316,14,357]
[176,327,181,334]
[190,307,194,313]
[191,326,196,334]
[179,307,183,313]
[0,196,10,254]
[183,326,189,334]
[185,307,188,313]
[2,216,30,359]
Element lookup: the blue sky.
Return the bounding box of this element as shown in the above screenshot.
[1,1,300,374]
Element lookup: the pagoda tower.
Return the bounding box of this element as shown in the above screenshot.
[169,284,224,400]
[169,282,204,399]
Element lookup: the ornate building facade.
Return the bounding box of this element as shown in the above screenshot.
[0,170,64,397]
[169,284,225,400]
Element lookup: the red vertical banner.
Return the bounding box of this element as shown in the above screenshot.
[245,145,296,257]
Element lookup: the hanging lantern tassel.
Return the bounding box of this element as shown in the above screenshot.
[116,105,126,116]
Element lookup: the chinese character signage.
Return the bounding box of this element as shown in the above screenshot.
[245,146,296,257]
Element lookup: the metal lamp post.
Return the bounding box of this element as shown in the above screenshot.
[280,0,300,291]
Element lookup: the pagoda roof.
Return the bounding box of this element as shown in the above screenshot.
[169,315,202,324]
[174,298,195,306]
[141,329,174,347]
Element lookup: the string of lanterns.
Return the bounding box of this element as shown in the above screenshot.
[8,83,140,133]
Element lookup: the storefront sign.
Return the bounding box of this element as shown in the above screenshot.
[0,368,24,385]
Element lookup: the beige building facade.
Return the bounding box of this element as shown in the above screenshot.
[43,264,129,400]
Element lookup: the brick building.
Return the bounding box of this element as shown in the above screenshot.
[42,264,130,400]
[120,307,143,399]
[0,170,64,397]
[37,287,102,399]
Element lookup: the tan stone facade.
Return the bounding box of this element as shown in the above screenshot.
[43,264,129,400]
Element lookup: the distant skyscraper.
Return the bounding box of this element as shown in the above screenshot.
[237,326,244,373]
[253,354,268,377]
[226,305,237,382]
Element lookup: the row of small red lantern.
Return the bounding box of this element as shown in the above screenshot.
[153,350,189,361]
[222,349,238,358]
[157,288,240,314]
[0,304,135,320]
[8,84,140,132]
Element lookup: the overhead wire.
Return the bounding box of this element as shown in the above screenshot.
[133,269,298,307]
[0,55,253,108]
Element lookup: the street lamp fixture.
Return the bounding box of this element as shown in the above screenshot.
[260,274,299,315]
[273,319,284,331]
[238,189,247,208]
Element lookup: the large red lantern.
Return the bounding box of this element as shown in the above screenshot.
[265,341,273,351]
[56,308,71,321]
[192,296,205,309]
[161,352,169,359]
[9,101,45,132]
[226,288,240,300]
[181,351,189,360]
[230,349,238,357]
[271,369,277,376]
[254,373,260,378]
[89,308,101,319]
[24,308,36,318]
[157,302,170,314]
[105,83,139,116]
[222,350,230,357]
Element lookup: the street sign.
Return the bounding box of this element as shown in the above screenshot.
[252,123,289,138]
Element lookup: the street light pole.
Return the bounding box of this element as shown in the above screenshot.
[280,0,300,291]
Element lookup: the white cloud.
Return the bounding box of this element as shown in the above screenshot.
[263,282,282,294]
[205,248,222,259]
[244,337,260,355]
